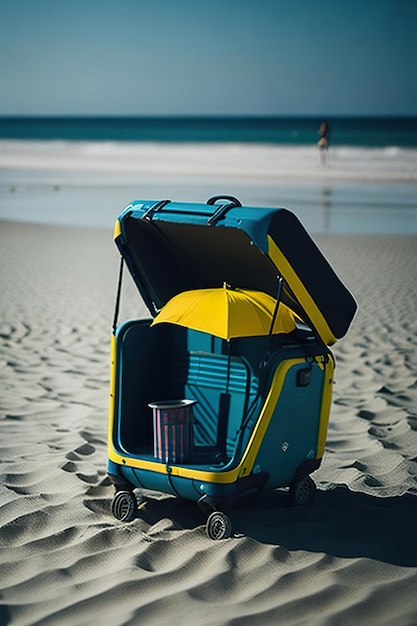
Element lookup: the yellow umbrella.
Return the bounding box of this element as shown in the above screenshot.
[151,284,297,339]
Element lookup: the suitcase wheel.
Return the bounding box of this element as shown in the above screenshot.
[205,511,232,540]
[289,475,316,506]
[111,490,137,522]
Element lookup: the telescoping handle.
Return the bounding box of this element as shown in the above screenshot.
[206,195,242,226]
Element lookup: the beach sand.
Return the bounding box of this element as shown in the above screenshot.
[1,145,417,625]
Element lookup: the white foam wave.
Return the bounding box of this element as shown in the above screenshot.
[0,140,416,183]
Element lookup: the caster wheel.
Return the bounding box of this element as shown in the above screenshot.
[111,490,137,522]
[206,511,232,540]
[290,476,316,506]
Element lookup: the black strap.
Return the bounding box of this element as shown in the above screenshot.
[259,276,284,366]
[112,256,124,334]
[141,199,171,221]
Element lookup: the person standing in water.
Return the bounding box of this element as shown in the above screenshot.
[317,121,330,165]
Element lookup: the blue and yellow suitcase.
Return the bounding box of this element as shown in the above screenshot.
[107,195,357,539]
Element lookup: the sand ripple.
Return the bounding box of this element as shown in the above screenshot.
[1,224,417,625]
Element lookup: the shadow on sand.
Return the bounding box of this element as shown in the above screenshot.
[140,486,417,567]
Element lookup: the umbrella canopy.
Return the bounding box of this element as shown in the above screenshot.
[150,284,298,340]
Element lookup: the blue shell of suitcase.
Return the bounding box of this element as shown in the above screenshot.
[107,196,357,532]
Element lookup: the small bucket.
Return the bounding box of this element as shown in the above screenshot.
[149,399,195,464]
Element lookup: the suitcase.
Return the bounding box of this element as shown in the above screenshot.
[107,195,357,539]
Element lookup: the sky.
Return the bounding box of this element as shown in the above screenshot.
[0,0,416,117]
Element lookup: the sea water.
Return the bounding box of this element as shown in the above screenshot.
[1,115,417,147]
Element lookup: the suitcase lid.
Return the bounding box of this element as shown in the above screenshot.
[114,197,357,345]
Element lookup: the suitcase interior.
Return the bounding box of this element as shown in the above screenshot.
[111,317,330,478]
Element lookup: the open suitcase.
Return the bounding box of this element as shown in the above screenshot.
[107,195,357,539]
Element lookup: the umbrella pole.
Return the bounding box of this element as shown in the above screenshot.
[225,340,231,393]
[217,339,231,462]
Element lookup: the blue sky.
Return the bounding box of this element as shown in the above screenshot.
[1,0,416,116]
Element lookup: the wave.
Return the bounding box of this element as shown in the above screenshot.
[1,140,417,183]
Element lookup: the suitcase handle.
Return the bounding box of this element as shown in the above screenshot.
[206,195,242,225]
[206,195,242,207]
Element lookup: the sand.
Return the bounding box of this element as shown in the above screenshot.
[1,145,417,625]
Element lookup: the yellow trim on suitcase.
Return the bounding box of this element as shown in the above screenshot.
[316,354,335,459]
[108,334,118,457]
[108,357,305,484]
[267,235,337,346]
[113,219,121,240]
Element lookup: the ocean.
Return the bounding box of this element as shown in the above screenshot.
[1,115,417,147]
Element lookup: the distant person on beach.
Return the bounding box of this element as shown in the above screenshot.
[317,121,330,164]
